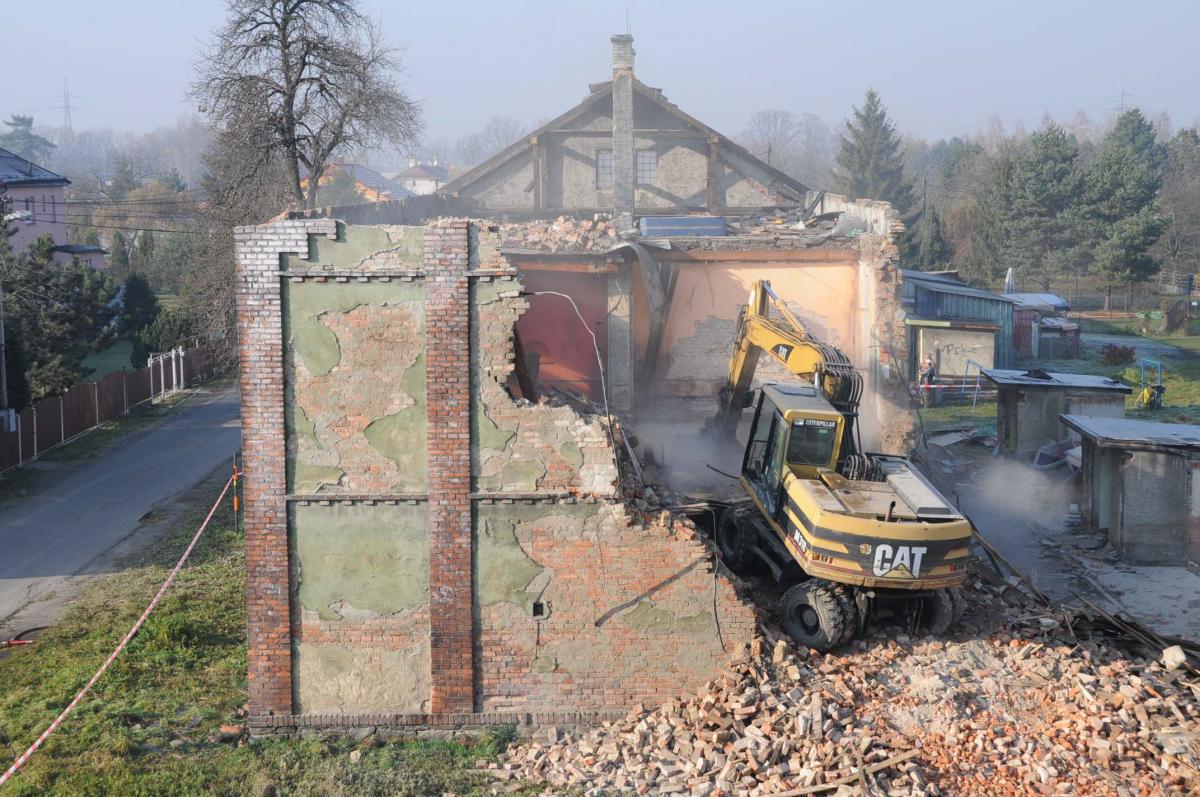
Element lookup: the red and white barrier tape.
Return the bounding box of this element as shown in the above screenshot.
[0,474,234,787]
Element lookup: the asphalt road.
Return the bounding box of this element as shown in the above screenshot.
[0,384,241,634]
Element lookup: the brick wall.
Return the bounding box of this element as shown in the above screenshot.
[236,216,756,731]
[234,218,337,716]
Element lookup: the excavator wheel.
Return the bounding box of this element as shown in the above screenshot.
[716,507,757,575]
[915,587,966,636]
[778,580,858,651]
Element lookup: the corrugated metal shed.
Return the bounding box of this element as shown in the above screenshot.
[901,270,1016,373]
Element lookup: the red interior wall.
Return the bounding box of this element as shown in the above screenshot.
[516,270,609,400]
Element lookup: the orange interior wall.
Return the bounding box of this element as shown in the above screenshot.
[651,260,859,397]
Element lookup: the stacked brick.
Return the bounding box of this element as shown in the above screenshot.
[424,219,475,714]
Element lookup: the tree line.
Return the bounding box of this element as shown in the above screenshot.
[2,0,1193,411]
[740,91,1190,309]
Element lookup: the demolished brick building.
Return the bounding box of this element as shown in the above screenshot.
[235,198,919,734]
[234,33,923,735]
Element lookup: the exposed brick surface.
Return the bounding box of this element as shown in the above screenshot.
[423,220,475,713]
[235,218,337,716]
[238,215,756,732]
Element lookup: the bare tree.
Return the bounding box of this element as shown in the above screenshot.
[738,110,834,187]
[452,116,528,167]
[739,109,801,174]
[794,112,836,189]
[193,0,422,208]
[181,120,295,365]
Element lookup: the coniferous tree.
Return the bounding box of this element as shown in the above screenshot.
[910,208,952,271]
[0,115,55,163]
[965,144,1020,285]
[0,236,117,402]
[833,89,915,215]
[121,273,160,337]
[1008,123,1086,291]
[1085,110,1167,308]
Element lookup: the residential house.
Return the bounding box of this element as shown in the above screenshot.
[437,35,808,219]
[302,162,415,204]
[391,160,450,195]
[0,147,106,269]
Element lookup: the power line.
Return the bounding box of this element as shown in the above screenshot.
[28,217,205,236]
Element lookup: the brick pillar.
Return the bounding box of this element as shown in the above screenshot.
[424,219,475,713]
[235,218,336,717]
[611,33,636,231]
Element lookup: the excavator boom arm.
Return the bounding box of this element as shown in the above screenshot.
[714,281,863,449]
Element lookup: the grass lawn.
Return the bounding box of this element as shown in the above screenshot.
[916,401,997,433]
[82,339,134,380]
[0,471,518,797]
[1072,314,1142,335]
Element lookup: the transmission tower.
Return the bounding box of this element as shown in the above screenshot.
[62,78,74,132]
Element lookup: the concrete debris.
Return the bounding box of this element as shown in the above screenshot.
[486,574,1200,795]
[1164,645,1188,671]
[501,215,619,253]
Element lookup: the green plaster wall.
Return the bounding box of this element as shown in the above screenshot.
[293,503,428,621]
[474,503,603,613]
[283,279,427,494]
[282,222,424,271]
[476,516,546,611]
[285,280,424,377]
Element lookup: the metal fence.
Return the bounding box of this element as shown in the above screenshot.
[0,345,215,474]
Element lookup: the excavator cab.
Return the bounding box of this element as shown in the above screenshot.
[742,384,845,518]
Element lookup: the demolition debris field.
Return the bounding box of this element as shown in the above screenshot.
[490,568,1200,796]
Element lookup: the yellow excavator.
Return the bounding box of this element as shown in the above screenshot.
[713,280,973,649]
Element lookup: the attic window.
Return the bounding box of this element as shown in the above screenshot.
[636,149,657,185]
[596,150,614,189]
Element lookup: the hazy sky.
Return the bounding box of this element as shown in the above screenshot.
[4,0,1198,148]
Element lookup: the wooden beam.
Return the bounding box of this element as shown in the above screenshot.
[706,136,719,211]
[542,128,711,138]
[656,249,860,263]
[531,136,542,210]
[513,260,620,274]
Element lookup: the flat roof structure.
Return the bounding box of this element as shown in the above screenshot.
[982,369,1132,392]
[1060,414,1200,451]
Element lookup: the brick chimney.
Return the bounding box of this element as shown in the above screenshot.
[611,34,635,231]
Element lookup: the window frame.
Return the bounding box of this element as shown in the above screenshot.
[595,149,614,190]
[635,148,657,186]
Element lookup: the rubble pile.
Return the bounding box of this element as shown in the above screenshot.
[486,576,1200,796]
[500,215,619,253]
